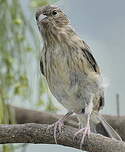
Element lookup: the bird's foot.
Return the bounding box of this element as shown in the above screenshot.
[47,119,64,144]
[74,126,91,149]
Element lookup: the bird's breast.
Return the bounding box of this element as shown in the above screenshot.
[45,47,71,91]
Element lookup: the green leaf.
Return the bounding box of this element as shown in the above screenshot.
[30,0,49,8]
[30,0,60,8]
[48,0,60,4]
[45,96,58,112]
[36,98,45,107]
[16,33,25,41]
[0,99,4,124]
[26,47,32,52]
[13,18,23,25]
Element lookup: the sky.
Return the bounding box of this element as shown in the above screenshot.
[20,0,125,151]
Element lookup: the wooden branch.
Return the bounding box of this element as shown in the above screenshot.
[0,123,125,152]
[11,106,125,141]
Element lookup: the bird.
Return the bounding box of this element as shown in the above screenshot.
[35,5,122,148]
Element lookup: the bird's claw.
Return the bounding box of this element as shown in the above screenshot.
[74,126,91,149]
[47,120,64,144]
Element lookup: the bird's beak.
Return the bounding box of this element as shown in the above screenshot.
[38,14,47,22]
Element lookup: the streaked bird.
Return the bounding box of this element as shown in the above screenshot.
[35,5,122,148]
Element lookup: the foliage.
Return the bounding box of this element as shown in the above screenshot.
[31,0,60,8]
[0,0,60,151]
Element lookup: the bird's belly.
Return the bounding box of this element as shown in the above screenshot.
[49,80,86,113]
[47,70,100,113]
[46,67,84,112]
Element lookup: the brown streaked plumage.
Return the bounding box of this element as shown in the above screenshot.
[36,5,122,147]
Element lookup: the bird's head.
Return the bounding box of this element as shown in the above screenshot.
[35,5,77,45]
[36,5,69,32]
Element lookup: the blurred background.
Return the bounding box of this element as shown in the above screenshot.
[0,0,125,151]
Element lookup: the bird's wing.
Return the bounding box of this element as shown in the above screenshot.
[40,59,45,76]
[81,41,104,110]
[81,40,100,74]
[40,46,46,76]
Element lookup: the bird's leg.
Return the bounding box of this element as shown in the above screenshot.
[48,111,73,144]
[74,113,91,149]
[74,99,93,149]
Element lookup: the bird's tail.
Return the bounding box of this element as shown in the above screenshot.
[91,112,122,141]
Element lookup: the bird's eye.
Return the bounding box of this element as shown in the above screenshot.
[52,10,57,16]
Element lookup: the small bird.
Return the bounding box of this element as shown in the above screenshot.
[35,5,122,147]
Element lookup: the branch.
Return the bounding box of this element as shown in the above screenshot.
[11,106,125,141]
[0,123,125,152]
